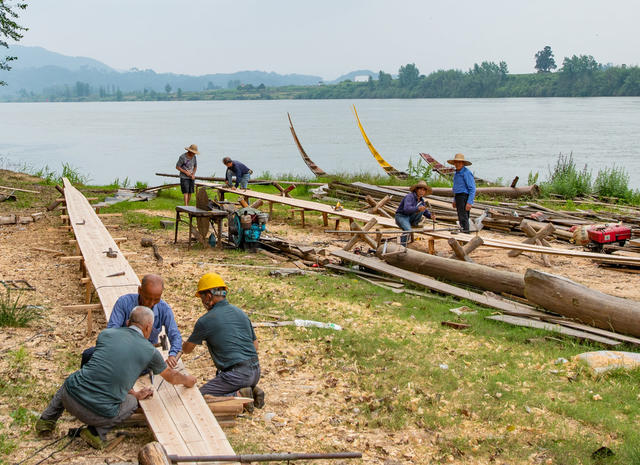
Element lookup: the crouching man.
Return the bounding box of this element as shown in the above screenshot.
[182,272,264,411]
[35,306,196,449]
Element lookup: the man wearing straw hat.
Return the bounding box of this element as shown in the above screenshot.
[395,180,434,247]
[448,153,476,233]
[176,144,199,205]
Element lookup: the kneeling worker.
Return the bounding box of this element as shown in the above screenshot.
[36,306,196,449]
[395,180,434,246]
[223,157,252,190]
[182,272,265,410]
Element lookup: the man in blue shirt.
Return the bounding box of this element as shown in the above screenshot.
[448,153,476,233]
[223,157,252,189]
[395,180,434,246]
[36,306,196,449]
[81,274,182,368]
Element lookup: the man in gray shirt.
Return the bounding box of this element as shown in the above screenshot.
[35,306,196,449]
[176,144,199,205]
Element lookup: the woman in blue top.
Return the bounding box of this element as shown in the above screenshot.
[448,153,476,233]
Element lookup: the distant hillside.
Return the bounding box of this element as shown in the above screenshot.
[0,45,323,96]
[330,69,377,83]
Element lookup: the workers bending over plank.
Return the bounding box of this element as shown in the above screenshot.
[395,180,435,247]
[223,156,252,190]
[448,153,476,233]
[36,306,196,449]
[81,274,182,368]
[182,272,265,411]
[176,143,199,205]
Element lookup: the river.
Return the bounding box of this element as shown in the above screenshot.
[1,98,639,188]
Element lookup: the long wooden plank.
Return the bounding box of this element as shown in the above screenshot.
[422,230,640,265]
[63,178,139,320]
[331,249,542,316]
[202,182,399,228]
[63,179,237,464]
[487,315,621,346]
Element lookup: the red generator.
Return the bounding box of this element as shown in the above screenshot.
[587,224,631,251]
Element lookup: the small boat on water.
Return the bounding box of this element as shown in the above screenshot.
[419,153,455,177]
[352,105,408,179]
[287,113,328,177]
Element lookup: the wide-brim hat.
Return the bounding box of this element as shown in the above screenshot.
[185,144,199,154]
[447,153,471,166]
[410,180,433,195]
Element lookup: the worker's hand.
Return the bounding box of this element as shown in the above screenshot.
[166,355,178,368]
[134,387,154,400]
[465,203,472,211]
[190,174,195,180]
[418,205,426,212]
[451,201,456,209]
[183,375,197,388]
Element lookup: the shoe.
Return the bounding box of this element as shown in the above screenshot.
[79,426,105,450]
[237,387,254,413]
[252,386,265,409]
[35,418,56,435]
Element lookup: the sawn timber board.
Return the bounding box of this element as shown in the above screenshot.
[202,183,399,228]
[63,179,237,464]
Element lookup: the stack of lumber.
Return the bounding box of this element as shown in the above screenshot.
[260,234,334,266]
[0,212,44,225]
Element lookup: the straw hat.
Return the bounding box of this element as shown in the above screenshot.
[447,153,472,166]
[185,144,199,154]
[410,180,433,195]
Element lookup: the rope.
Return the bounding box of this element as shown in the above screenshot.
[14,428,80,465]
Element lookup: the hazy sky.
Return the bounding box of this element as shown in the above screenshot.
[12,0,640,79]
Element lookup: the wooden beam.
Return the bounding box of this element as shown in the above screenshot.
[343,218,378,251]
[0,185,39,194]
[61,303,103,311]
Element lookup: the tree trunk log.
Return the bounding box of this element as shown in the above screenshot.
[138,441,171,465]
[430,185,540,198]
[377,243,526,297]
[524,269,640,338]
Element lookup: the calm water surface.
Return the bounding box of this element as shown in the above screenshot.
[1,98,639,187]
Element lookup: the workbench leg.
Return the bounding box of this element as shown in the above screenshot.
[174,211,180,244]
[218,191,225,201]
[300,210,305,228]
[269,201,273,216]
[335,219,340,231]
[216,219,223,249]
[188,216,193,250]
[428,239,435,255]
[322,212,328,227]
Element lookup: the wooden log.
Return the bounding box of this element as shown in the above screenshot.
[449,236,484,260]
[249,199,264,209]
[141,237,163,264]
[508,222,555,258]
[448,238,472,262]
[430,185,540,198]
[0,184,39,194]
[378,243,526,297]
[524,269,640,338]
[138,442,171,465]
[0,214,17,225]
[47,199,63,211]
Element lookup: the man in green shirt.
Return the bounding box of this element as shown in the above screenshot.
[182,273,265,411]
[35,306,196,449]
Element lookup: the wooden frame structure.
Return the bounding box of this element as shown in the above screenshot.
[62,178,237,464]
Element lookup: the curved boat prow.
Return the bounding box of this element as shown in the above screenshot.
[352,105,408,179]
[287,112,328,177]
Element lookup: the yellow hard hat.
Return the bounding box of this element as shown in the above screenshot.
[195,272,227,297]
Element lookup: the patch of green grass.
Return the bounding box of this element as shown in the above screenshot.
[60,162,90,185]
[228,271,640,463]
[0,433,16,457]
[0,291,43,327]
[10,407,37,427]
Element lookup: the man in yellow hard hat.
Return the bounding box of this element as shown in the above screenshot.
[182,273,264,410]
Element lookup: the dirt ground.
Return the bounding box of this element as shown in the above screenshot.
[1,173,638,464]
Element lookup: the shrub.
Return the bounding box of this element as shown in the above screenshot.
[60,162,90,185]
[541,152,592,199]
[0,291,43,327]
[594,165,632,200]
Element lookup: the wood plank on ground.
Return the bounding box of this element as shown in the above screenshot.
[63,178,238,465]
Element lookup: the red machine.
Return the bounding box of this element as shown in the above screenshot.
[587,224,631,251]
